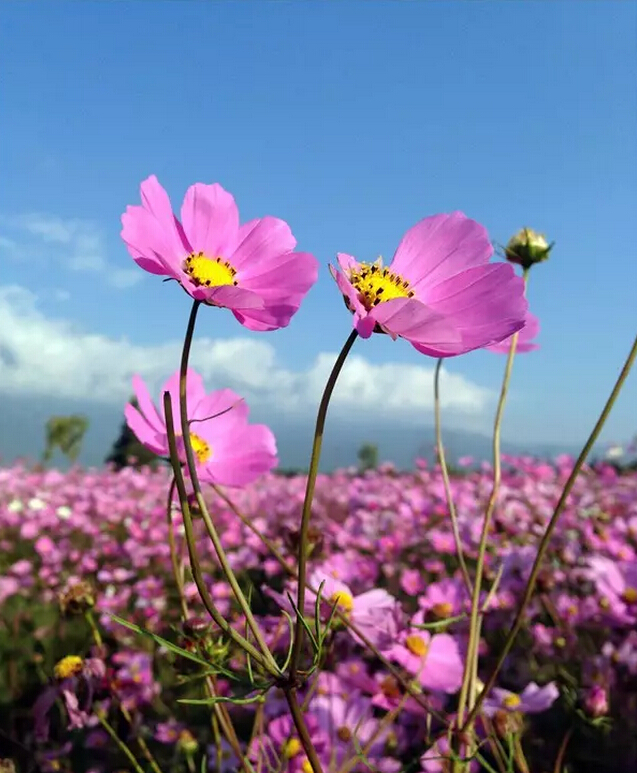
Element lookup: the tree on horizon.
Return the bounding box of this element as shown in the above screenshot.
[105,398,160,470]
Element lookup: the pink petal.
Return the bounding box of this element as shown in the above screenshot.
[420,634,463,693]
[391,212,493,292]
[202,284,265,311]
[199,424,278,487]
[160,369,207,434]
[131,375,164,434]
[124,404,166,455]
[180,183,239,260]
[191,388,248,426]
[370,298,461,348]
[121,206,177,274]
[230,217,297,273]
[486,311,540,354]
[240,250,318,301]
[423,263,528,353]
[330,262,369,320]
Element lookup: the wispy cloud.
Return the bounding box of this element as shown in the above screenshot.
[0,284,494,427]
[0,213,141,289]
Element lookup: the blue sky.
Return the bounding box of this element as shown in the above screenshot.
[1,0,636,461]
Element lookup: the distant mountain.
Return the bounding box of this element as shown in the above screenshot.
[0,392,586,473]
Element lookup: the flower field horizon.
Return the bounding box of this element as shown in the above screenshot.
[2,458,637,772]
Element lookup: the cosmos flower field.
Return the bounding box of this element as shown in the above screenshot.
[1,459,637,772]
[3,173,635,773]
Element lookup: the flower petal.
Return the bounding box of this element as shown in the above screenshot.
[124,403,167,455]
[180,183,239,260]
[391,212,493,292]
[370,298,461,348]
[231,217,297,272]
[131,374,164,434]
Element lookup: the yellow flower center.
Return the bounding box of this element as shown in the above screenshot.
[329,591,354,615]
[405,634,428,657]
[431,602,453,619]
[189,432,212,464]
[282,738,302,758]
[622,587,637,604]
[183,252,238,288]
[503,693,521,709]
[348,259,414,310]
[599,596,610,610]
[302,759,314,773]
[54,655,84,680]
[337,726,353,742]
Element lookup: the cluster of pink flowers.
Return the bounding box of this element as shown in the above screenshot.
[1,458,636,770]
[119,176,538,488]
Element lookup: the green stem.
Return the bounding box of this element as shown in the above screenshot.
[284,688,325,773]
[85,610,102,649]
[165,479,248,773]
[178,301,280,675]
[120,704,165,773]
[219,480,444,719]
[289,330,358,681]
[166,477,190,620]
[434,358,472,595]
[462,330,637,731]
[96,710,146,773]
[457,270,529,732]
[163,392,271,669]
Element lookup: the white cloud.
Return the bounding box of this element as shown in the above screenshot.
[0,285,494,423]
[0,213,141,289]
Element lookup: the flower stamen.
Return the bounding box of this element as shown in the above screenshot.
[348,259,414,310]
[405,634,428,657]
[184,252,238,288]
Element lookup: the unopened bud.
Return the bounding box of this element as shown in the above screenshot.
[493,708,523,736]
[583,684,609,718]
[177,729,199,756]
[505,227,553,270]
[59,580,95,615]
[182,617,212,639]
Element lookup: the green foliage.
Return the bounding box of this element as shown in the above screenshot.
[105,398,160,470]
[42,414,88,464]
[357,442,379,472]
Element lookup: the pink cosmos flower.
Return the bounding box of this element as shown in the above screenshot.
[481,681,559,716]
[330,212,528,356]
[121,175,318,331]
[585,556,637,624]
[125,369,278,487]
[307,571,403,649]
[485,311,540,354]
[386,627,464,693]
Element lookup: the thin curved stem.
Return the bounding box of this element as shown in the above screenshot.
[462,330,637,730]
[96,711,146,773]
[164,393,270,669]
[434,358,472,595]
[284,688,325,773]
[457,271,529,731]
[177,300,280,676]
[166,476,189,620]
[165,480,249,772]
[289,329,359,681]
[219,482,445,719]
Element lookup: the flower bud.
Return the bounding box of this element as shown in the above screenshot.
[177,729,199,756]
[58,580,96,615]
[583,684,609,718]
[505,227,553,270]
[182,617,212,639]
